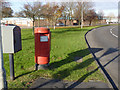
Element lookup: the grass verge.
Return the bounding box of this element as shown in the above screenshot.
[4,25,107,88]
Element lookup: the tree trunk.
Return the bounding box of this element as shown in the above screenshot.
[33,20,34,35]
[32,16,35,35]
[79,20,81,26]
[47,19,48,28]
[65,20,67,26]
[89,20,92,26]
[38,17,40,27]
[54,22,56,30]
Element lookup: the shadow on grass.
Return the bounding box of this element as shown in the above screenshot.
[52,57,95,80]
[50,48,103,70]
[67,67,99,88]
[15,70,36,79]
[50,48,103,80]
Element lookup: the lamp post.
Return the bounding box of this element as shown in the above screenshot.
[38,8,41,27]
[81,0,83,28]
[0,1,7,89]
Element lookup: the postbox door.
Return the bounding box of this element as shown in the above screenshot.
[39,34,50,56]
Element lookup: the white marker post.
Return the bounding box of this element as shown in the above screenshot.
[0,1,7,89]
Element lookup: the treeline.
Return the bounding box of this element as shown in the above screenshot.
[1,2,104,27]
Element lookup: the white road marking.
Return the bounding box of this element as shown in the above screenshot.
[110,27,118,38]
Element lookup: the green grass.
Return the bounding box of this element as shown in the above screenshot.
[3,26,107,88]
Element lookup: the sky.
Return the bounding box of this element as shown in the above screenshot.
[94,2,118,17]
[5,0,119,17]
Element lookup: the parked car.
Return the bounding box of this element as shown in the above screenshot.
[56,23,65,26]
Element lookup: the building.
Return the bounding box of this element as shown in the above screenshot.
[104,16,118,24]
[1,17,33,27]
[1,17,109,28]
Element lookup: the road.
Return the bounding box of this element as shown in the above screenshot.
[86,25,119,88]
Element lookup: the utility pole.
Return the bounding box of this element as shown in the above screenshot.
[0,1,8,89]
[81,0,83,29]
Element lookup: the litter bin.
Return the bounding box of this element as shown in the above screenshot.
[34,27,51,70]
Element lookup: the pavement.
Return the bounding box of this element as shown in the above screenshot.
[30,26,113,89]
[30,77,109,89]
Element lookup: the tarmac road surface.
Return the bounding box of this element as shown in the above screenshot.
[86,25,119,89]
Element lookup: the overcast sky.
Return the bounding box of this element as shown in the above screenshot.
[6,0,119,17]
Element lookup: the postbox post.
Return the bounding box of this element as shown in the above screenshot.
[9,53,14,80]
[34,27,51,70]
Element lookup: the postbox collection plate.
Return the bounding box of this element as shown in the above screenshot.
[40,36,48,42]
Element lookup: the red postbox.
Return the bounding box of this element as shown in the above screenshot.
[34,27,51,70]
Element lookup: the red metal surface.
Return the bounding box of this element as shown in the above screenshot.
[34,27,51,65]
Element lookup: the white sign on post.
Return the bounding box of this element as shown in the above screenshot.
[40,36,48,42]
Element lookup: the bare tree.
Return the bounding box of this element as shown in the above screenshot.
[2,7,13,18]
[97,10,104,20]
[107,12,115,24]
[42,2,65,29]
[2,2,13,18]
[74,1,94,26]
[36,2,45,27]
[22,2,43,34]
[96,10,104,25]
[14,11,25,17]
[62,2,76,26]
[52,3,65,28]
[86,9,98,26]
[74,2,82,25]
[42,3,54,28]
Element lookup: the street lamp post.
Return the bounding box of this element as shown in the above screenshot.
[81,0,83,29]
[0,2,8,89]
[38,8,41,27]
